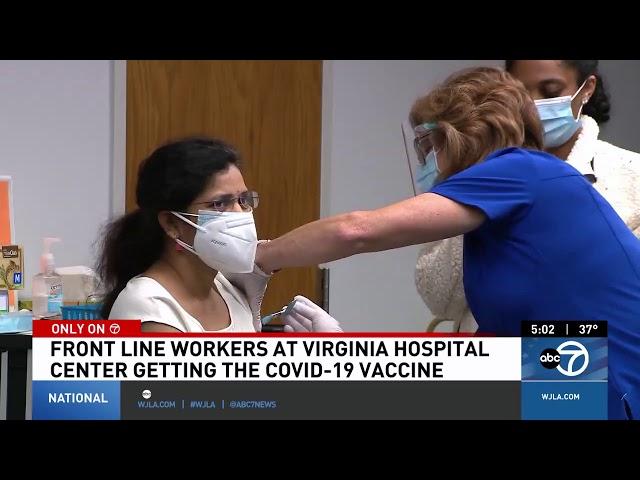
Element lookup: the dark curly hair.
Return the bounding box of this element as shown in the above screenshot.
[505,60,611,124]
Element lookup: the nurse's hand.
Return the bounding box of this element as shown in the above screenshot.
[282,295,343,333]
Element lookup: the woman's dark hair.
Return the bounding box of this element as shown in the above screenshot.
[505,60,611,124]
[97,137,240,318]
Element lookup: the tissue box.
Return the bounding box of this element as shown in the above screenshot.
[0,244,24,290]
[55,266,98,304]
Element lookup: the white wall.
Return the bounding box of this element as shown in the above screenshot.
[0,60,113,298]
[321,60,502,332]
[599,60,640,152]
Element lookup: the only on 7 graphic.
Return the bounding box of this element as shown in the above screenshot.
[539,341,589,377]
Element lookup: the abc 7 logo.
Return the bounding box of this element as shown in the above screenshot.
[539,341,589,377]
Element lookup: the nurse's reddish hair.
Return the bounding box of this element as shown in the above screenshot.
[409,67,544,180]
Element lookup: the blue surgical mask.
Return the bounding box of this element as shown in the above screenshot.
[535,80,588,148]
[416,149,440,193]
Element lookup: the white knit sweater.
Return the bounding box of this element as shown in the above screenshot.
[415,115,640,332]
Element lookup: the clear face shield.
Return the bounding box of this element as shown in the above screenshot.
[401,120,438,195]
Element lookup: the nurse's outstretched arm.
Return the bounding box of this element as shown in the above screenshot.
[256,193,485,273]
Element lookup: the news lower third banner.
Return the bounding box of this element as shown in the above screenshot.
[30,320,608,420]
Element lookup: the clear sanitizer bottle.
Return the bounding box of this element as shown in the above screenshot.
[32,237,63,318]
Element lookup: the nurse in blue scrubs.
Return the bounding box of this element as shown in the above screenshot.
[255,67,640,420]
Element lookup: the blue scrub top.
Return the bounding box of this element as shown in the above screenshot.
[431,147,640,420]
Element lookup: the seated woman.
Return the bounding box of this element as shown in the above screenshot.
[98,137,338,333]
